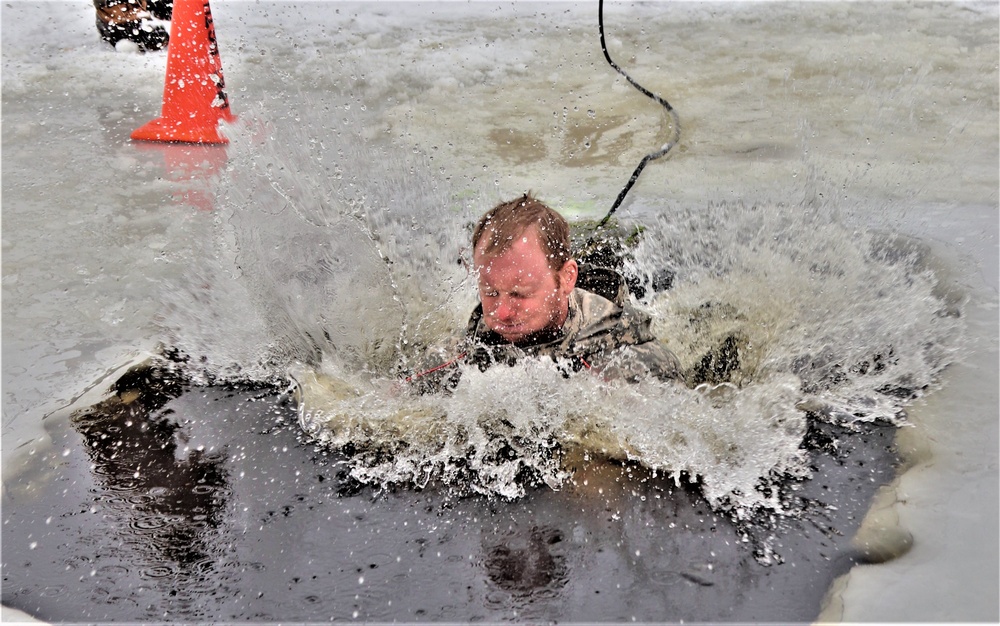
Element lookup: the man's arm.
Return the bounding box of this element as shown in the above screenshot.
[586,340,683,384]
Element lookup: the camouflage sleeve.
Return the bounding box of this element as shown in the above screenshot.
[402,336,468,394]
[588,340,683,384]
[629,341,683,382]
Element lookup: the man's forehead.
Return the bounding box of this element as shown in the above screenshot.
[475,250,549,286]
[474,226,542,258]
[477,267,540,282]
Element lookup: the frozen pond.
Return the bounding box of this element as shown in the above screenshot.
[3,0,998,622]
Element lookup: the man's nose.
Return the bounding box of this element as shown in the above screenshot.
[493,297,516,321]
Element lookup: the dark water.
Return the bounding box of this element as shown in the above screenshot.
[2,362,900,623]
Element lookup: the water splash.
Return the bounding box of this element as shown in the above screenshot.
[160,98,481,383]
[157,100,965,516]
[630,201,966,425]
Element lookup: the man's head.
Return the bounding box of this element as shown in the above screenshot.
[472,194,578,343]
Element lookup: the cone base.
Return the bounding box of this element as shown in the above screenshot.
[131,115,233,145]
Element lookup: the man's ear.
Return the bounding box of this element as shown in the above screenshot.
[559,259,578,294]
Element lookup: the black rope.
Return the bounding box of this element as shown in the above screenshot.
[594,0,679,231]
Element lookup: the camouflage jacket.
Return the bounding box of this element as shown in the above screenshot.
[409,266,681,391]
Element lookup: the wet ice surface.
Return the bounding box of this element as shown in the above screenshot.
[3,0,999,622]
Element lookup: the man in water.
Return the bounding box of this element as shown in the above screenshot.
[409,193,682,390]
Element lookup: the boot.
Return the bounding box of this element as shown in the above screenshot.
[146,0,173,21]
[94,0,169,51]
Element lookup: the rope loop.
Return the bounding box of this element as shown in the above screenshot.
[595,0,680,231]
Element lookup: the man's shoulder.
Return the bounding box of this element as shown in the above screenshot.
[571,277,652,341]
[568,288,683,382]
[571,286,620,323]
[575,264,630,305]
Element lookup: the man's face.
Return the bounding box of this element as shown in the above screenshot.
[473,227,578,343]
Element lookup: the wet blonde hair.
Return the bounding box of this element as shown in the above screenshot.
[471,193,571,273]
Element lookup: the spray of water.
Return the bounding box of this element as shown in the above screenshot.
[631,202,966,425]
[160,97,480,383]
[157,100,965,517]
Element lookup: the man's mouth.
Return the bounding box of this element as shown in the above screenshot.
[494,323,523,335]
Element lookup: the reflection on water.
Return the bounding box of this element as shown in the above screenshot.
[70,364,229,571]
[483,524,567,595]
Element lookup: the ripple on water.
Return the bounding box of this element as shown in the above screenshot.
[130,516,168,531]
[96,564,130,579]
[140,564,179,579]
[37,585,65,598]
[124,493,156,505]
[91,587,140,610]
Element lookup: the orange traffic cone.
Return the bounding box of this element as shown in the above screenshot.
[131,0,235,144]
